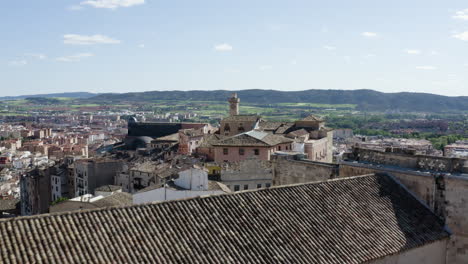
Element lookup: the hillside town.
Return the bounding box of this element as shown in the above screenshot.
[0,94,467,264]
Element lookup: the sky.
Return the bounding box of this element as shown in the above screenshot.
[1,0,468,97]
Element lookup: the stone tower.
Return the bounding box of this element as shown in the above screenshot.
[228,93,240,116]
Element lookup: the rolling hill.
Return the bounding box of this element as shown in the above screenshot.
[87,89,468,112]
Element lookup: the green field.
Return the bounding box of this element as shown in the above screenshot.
[2,98,362,122]
[276,103,357,109]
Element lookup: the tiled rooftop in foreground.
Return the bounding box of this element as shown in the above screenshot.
[0,174,449,263]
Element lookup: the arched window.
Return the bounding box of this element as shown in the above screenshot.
[224,124,230,132]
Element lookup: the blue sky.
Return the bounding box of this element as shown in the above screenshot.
[1,0,468,96]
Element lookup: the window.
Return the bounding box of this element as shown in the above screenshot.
[239,148,245,155]
[254,149,259,155]
[223,148,229,155]
[234,185,240,191]
[285,146,289,150]
[224,124,230,132]
[278,146,282,151]
[244,185,248,190]
[266,183,271,188]
[257,184,262,188]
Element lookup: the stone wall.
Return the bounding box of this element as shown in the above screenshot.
[221,158,273,191]
[370,239,448,264]
[349,147,468,173]
[272,156,339,186]
[340,162,468,264]
[20,167,52,215]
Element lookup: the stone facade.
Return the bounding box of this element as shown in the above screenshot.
[272,155,339,186]
[220,158,274,191]
[348,147,468,174]
[219,116,260,137]
[20,167,52,215]
[74,159,123,197]
[214,143,292,163]
[228,93,240,116]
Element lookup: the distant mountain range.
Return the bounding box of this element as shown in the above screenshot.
[2,90,467,112]
[0,92,97,101]
[88,89,468,112]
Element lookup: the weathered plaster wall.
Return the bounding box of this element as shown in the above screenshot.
[304,137,329,162]
[221,158,273,191]
[370,239,448,264]
[272,157,339,186]
[49,201,97,213]
[444,176,468,264]
[214,146,270,163]
[133,188,225,204]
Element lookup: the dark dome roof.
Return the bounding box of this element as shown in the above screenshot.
[135,136,153,144]
[124,136,153,150]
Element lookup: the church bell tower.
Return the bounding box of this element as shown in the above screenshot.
[228,93,240,116]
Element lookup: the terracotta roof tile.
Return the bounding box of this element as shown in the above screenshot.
[213,131,293,147]
[0,174,449,263]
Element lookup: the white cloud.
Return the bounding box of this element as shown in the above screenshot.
[138,44,145,48]
[416,66,437,70]
[8,60,27,66]
[63,34,120,45]
[343,56,351,63]
[453,31,468,41]
[259,65,273,71]
[290,60,297,65]
[405,49,421,55]
[68,5,83,11]
[25,53,47,60]
[214,43,233,51]
[80,0,145,9]
[453,9,468,20]
[361,32,378,38]
[24,53,47,60]
[56,53,94,62]
[430,50,438,56]
[365,54,376,58]
[323,45,336,50]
